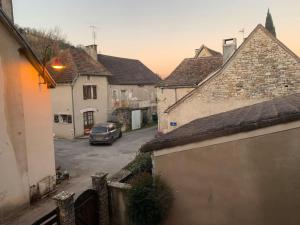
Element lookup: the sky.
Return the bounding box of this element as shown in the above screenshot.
[14,0,300,78]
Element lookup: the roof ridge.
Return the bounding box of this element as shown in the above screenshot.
[164,24,300,113]
[98,53,139,62]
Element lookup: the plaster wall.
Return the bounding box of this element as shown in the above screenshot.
[73,75,108,137]
[0,0,13,21]
[157,87,194,133]
[154,126,300,225]
[51,85,74,139]
[108,84,157,113]
[0,21,55,216]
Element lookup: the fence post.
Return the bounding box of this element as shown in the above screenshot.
[53,191,75,225]
[92,172,109,225]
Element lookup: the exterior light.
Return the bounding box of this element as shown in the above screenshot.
[51,58,65,70]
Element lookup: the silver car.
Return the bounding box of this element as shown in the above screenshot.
[89,122,122,145]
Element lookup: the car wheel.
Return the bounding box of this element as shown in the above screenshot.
[119,132,122,138]
[89,142,94,146]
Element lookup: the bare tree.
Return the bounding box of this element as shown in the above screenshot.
[19,26,71,63]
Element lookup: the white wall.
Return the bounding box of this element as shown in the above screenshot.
[73,75,108,137]
[108,84,157,114]
[51,85,74,139]
[0,21,55,216]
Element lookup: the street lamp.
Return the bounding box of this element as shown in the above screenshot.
[39,45,65,85]
[51,57,65,70]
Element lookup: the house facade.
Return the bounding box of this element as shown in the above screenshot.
[0,3,56,218]
[98,54,161,130]
[141,93,300,225]
[157,45,223,133]
[162,25,300,132]
[48,47,111,139]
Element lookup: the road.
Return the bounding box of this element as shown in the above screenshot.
[55,126,156,194]
[5,126,156,225]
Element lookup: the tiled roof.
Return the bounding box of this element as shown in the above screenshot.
[194,45,222,58]
[140,93,300,152]
[158,56,223,87]
[165,24,300,113]
[98,54,161,85]
[47,48,111,84]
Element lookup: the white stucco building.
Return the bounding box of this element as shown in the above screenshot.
[98,53,161,130]
[0,1,56,218]
[48,46,111,139]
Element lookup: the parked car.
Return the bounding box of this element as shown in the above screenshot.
[89,122,122,145]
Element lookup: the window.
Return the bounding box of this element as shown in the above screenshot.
[54,115,59,123]
[54,114,72,124]
[112,90,118,100]
[83,85,97,100]
[121,90,127,101]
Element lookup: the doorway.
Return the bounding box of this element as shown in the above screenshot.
[83,111,94,135]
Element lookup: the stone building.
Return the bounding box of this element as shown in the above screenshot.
[162,24,300,132]
[157,45,223,133]
[141,93,300,225]
[98,53,161,130]
[0,4,56,218]
[48,47,111,139]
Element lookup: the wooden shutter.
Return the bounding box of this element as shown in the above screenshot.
[54,115,59,123]
[67,115,72,123]
[83,86,87,99]
[93,85,97,99]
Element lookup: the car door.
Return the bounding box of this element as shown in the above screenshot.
[111,125,117,139]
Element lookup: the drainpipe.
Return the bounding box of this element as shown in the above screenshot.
[71,84,76,138]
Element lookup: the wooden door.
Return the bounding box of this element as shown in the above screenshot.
[83,111,94,135]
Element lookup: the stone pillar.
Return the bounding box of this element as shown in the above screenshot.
[53,191,75,225]
[92,172,109,225]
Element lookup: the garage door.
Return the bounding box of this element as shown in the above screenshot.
[132,110,142,130]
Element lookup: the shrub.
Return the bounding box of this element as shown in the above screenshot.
[125,152,152,175]
[127,173,173,225]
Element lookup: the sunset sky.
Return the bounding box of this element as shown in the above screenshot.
[14,0,300,78]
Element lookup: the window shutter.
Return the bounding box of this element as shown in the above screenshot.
[54,115,59,123]
[68,115,72,124]
[93,85,97,99]
[83,86,87,100]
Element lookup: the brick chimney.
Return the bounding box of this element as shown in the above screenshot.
[0,0,14,22]
[223,38,237,63]
[84,45,98,61]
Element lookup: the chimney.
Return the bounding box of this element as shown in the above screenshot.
[0,0,14,22]
[223,38,237,63]
[84,44,98,61]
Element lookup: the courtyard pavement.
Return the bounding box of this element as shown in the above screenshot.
[4,126,156,225]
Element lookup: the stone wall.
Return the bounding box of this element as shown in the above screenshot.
[165,26,300,132]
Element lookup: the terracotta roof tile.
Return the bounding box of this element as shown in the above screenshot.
[159,56,223,87]
[47,48,111,84]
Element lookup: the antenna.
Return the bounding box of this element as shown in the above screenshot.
[239,28,245,40]
[90,25,97,45]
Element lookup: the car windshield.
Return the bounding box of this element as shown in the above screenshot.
[92,126,107,133]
